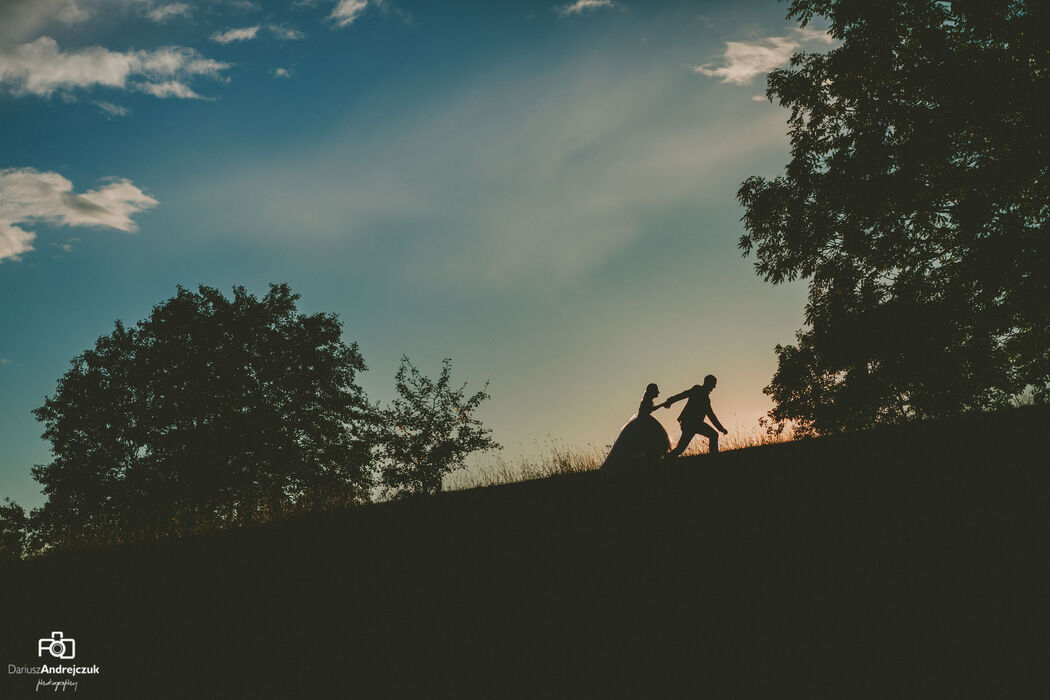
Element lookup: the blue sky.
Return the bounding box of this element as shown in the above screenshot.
[0,0,832,507]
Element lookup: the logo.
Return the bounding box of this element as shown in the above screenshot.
[8,631,100,693]
[37,631,76,660]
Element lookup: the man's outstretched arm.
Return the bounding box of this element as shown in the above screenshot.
[662,390,689,408]
[707,408,728,434]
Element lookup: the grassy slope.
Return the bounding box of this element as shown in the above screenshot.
[3,407,1048,698]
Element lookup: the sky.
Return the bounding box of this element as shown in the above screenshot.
[0,0,833,508]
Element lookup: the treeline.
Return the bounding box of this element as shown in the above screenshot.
[0,283,498,559]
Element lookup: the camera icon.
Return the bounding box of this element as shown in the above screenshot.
[38,632,76,660]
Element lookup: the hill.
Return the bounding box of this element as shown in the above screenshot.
[3,407,1049,698]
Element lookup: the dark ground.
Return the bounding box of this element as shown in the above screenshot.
[3,407,1049,698]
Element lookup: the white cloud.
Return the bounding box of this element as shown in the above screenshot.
[0,358,11,366]
[0,168,158,263]
[694,27,834,86]
[329,0,367,27]
[0,37,229,99]
[0,223,35,262]
[269,25,305,40]
[147,3,192,22]
[557,0,614,17]
[272,67,292,78]
[0,0,90,44]
[0,37,133,95]
[0,0,195,40]
[211,25,260,43]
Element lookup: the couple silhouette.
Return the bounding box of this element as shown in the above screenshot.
[601,375,728,471]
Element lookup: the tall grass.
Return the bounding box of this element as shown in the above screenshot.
[445,440,606,490]
[714,426,793,452]
[445,426,792,491]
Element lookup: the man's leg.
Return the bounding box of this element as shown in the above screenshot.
[696,422,719,453]
[668,429,697,458]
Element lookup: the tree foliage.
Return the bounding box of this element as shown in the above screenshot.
[0,498,28,562]
[740,0,1050,435]
[31,284,374,548]
[376,356,500,497]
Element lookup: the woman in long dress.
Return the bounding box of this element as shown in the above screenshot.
[600,383,672,471]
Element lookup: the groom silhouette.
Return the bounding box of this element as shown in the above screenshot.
[663,374,728,456]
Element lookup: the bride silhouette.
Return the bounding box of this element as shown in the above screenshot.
[600,383,671,471]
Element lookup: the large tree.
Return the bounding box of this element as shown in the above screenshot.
[740,0,1049,435]
[31,283,374,548]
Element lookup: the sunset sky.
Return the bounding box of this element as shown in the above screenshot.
[0,0,832,507]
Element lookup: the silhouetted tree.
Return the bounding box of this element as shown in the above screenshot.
[0,498,28,561]
[740,0,1050,435]
[376,357,499,497]
[31,284,374,548]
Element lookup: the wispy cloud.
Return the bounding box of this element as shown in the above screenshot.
[0,167,158,263]
[211,25,260,43]
[269,24,305,40]
[212,24,305,44]
[135,79,203,99]
[226,0,260,11]
[54,237,78,253]
[95,100,129,117]
[195,51,788,287]
[0,37,229,99]
[694,27,834,86]
[557,0,614,17]
[0,358,11,367]
[272,67,293,78]
[147,3,193,22]
[329,0,368,27]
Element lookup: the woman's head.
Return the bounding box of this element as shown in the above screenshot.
[645,383,659,398]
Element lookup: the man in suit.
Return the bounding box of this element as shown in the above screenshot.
[663,374,728,456]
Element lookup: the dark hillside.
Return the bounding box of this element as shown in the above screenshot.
[3,407,1049,698]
